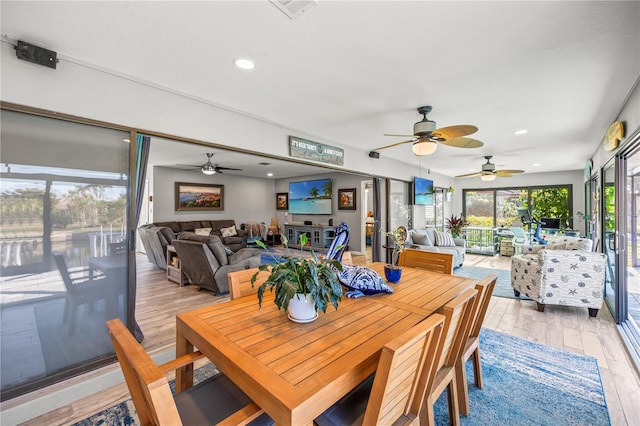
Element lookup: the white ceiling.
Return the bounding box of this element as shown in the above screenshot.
[2,1,639,179]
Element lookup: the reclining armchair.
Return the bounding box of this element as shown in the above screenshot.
[511,236,606,317]
[171,233,261,294]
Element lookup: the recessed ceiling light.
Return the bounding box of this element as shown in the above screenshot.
[267,173,274,177]
[514,129,528,135]
[234,58,255,70]
[533,163,541,167]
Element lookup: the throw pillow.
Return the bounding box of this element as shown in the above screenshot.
[220,225,237,238]
[194,227,212,236]
[434,230,456,247]
[411,233,432,246]
[338,266,394,297]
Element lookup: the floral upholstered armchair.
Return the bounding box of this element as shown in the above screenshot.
[510,236,606,317]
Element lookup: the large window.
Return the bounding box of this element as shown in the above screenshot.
[0,110,131,400]
[463,185,572,229]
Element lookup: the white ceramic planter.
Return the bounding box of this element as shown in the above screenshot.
[287,293,318,322]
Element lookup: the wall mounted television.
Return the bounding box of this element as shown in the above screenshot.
[414,176,434,205]
[288,178,332,215]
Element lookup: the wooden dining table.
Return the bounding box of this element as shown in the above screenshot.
[175,262,477,425]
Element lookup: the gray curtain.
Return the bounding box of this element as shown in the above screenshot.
[131,134,151,342]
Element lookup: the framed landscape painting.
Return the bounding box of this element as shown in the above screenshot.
[175,182,224,211]
[338,188,356,210]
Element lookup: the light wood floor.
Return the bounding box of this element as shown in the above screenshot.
[11,253,640,425]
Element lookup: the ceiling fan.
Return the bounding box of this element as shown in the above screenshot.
[182,153,243,175]
[455,155,524,181]
[372,106,484,156]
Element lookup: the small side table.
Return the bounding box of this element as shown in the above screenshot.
[166,245,188,286]
[266,233,282,246]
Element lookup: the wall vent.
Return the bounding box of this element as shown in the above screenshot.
[270,0,318,19]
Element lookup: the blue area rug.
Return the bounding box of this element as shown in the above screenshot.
[454,266,515,299]
[434,328,610,425]
[74,329,609,425]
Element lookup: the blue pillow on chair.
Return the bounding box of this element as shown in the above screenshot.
[338,266,393,298]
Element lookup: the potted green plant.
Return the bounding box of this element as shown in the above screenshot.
[446,214,469,238]
[251,234,343,322]
[382,226,407,283]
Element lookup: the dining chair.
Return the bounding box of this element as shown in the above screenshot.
[315,313,446,426]
[228,267,269,300]
[455,274,497,416]
[398,249,454,274]
[421,287,480,426]
[53,251,106,336]
[106,318,272,426]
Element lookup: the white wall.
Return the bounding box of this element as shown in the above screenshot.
[152,166,275,226]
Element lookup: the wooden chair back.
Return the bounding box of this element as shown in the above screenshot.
[363,313,446,425]
[455,274,497,416]
[468,275,497,339]
[433,287,479,378]
[52,251,76,293]
[228,267,270,300]
[398,249,454,274]
[107,318,184,425]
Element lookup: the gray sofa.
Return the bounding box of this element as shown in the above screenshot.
[404,227,466,268]
[138,219,248,270]
[171,233,261,294]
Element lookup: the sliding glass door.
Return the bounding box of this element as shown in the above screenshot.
[0,110,131,400]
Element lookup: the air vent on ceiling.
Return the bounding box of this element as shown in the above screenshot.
[270,0,318,19]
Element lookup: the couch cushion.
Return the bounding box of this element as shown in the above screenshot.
[195,227,212,236]
[229,248,261,263]
[220,225,238,238]
[424,227,437,246]
[412,232,432,246]
[434,230,456,247]
[155,221,181,233]
[179,221,202,232]
[177,232,229,266]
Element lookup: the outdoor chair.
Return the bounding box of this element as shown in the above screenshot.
[398,249,454,274]
[315,313,446,426]
[455,274,497,416]
[53,251,107,336]
[228,267,269,300]
[106,318,273,426]
[509,227,528,254]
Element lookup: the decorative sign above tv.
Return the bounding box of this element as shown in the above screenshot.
[289,178,332,215]
[289,136,344,166]
[414,177,434,205]
[603,121,624,151]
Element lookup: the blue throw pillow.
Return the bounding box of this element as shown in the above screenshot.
[338,266,394,297]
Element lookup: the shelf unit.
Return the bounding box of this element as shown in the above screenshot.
[166,244,188,286]
[284,224,335,250]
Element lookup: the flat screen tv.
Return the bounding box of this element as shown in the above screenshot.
[288,178,332,215]
[414,177,434,205]
[541,217,561,229]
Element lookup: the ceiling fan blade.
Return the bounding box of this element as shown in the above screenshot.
[440,137,484,149]
[215,166,242,171]
[455,171,482,178]
[176,164,201,168]
[432,125,478,139]
[383,133,416,138]
[373,139,416,150]
[496,169,524,175]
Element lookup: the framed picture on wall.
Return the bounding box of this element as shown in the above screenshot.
[175,182,224,211]
[338,188,356,210]
[276,192,289,210]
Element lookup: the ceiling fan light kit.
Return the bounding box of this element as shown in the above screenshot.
[480,173,497,182]
[412,139,438,156]
[375,105,483,156]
